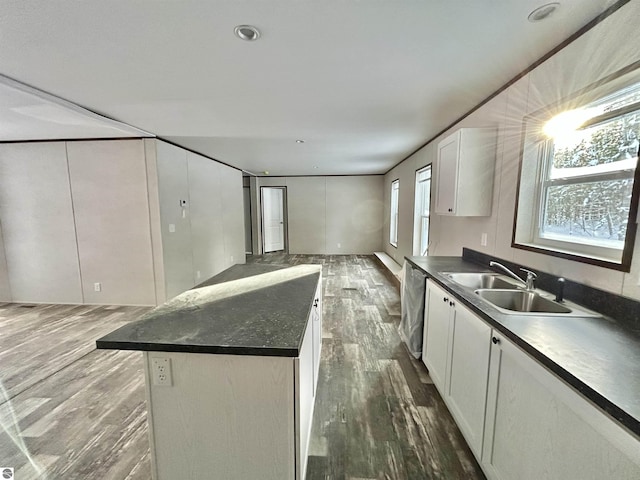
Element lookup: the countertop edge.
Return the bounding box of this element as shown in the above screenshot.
[96,340,299,357]
[405,256,640,439]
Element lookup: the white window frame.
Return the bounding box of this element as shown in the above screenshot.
[390,179,399,247]
[514,73,640,270]
[413,166,431,256]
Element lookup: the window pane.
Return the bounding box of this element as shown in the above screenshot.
[420,217,429,256]
[551,110,639,177]
[420,178,431,216]
[541,178,634,248]
[390,180,399,245]
[594,80,640,113]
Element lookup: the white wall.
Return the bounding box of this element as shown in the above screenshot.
[0,221,11,301]
[155,141,194,299]
[0,138,246,305]
[384,0,640,299]
[0,142,83,303]
[154,140,245,299]
[0,140,158,305]
[251,175,384,255]
[67,140,157,305]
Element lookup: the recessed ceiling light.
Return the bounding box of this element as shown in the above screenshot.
[313,166,319,169]
[234,25,261,41]
[263,170,269,175]
[296,139,305,144]
[528,3,560,22]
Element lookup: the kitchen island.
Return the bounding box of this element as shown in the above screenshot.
[97,263,323,480]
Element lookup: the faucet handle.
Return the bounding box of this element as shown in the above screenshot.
[520,268,537,279]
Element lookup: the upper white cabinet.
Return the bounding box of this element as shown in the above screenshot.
[435,128,496,216]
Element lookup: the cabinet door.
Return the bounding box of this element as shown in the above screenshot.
[483,333,640,480]
[311,279,322,395]
[446,301,491,456]
[296,321,315,480]
[423,282,452,390]
[435,132,459,215]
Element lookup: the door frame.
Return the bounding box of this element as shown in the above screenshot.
[260,186,288,254]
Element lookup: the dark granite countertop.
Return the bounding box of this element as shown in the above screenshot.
[405,255,640,438]
[96,264,321,357]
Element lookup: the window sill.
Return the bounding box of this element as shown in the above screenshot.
[512,241,630,272]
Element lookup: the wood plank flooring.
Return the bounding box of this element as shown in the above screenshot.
[0,304,152,479]
[249,254,485,480]
[0,255,485,479]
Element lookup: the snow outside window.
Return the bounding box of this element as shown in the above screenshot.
[515,78,640,269]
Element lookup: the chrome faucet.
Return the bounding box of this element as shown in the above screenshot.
[489,261,537,291]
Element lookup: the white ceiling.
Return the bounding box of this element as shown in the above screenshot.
[0,75,152,140]
[0,0,619,175]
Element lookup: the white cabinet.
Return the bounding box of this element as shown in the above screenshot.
[423,281,452,389]
[296,309,316,480]
[144,275,323,480]
[298,278,322,478]
[435,128,496,216]
[482,332,640,480]
[311,280,322,395]
[446,300,491,455]
[422,280,491,458]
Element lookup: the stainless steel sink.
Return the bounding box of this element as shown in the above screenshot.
[475,289,571,314]
[443,272,521,290]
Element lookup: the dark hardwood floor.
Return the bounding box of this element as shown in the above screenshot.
[0,255,485,479]
[250,254,485,480]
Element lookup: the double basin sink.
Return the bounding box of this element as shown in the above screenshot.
[442,272,596,317]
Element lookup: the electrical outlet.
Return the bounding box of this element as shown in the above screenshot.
[151,357,172,386]
[337,242,341,248]
[169,223,176,233]
[230,255,234,263]
[481,233,488,247]
[94,282,101,292]
[196,270,201,279]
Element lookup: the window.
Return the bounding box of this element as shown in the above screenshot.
[413,166,431,255]
[390,179,399,247]
[514,77,640,270]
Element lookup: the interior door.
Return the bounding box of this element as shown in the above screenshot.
[262,187,285,253]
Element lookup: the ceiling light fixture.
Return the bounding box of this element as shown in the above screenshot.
[234,25,261,41]
[296,139,305,144]
[528,3,560,22]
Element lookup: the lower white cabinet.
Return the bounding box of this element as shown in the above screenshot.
[423,280,452,389]
[422,280,491,458]
[445,298,491,456]
[482,332,640,480]
[422,280,640,478]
